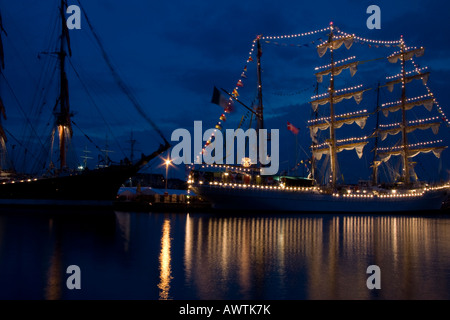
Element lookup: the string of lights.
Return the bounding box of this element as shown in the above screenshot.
[385,67,428,80]
[376,139,443,152]
[315,56,356,71]
[261,27,331,41]
[335,28,401,45]
[308,109,368,123]
[409,57,450,127]
[381,93,434,108]
[378,116,440,128]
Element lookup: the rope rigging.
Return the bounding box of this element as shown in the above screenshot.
[76,0,169,146]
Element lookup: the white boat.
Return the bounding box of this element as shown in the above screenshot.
[189,24,450,213]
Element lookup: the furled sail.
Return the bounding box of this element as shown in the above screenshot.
[309,115,369,139]
[387,47,424,64]
[378,146,447,163]
[317,36,354,57]
[378,122,440,141]
[315,61,358,83]
[313,141,368,161]
[381,98,434,117]
[386,72,429,92]
[311,89,368,111]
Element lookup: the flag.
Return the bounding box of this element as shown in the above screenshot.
[237,79,244,87]
[211,86,229,109]
[287,121,299,135]
[232,88,239,97]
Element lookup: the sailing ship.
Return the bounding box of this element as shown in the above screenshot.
[189,23,449,212]
[0,1,169,207]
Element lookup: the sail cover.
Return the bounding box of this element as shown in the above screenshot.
[378,122,440,141]
[315,61,359,83]
[313,141,368,161]
[317,36,354,57]
[382,98,434,117]
[311,89,368,112]
[387,47,425,64]
[386,72,430,92]
[378,146,447,163]
[309,115,369,139]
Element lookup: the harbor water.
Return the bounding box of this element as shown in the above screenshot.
[1,209,450,300]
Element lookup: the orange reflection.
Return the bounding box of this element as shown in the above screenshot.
[183,215,450,299]
[158,219,173,300]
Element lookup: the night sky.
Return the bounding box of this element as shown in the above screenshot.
[0,0,449,183]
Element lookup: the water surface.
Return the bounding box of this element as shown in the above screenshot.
[0,210,449,299]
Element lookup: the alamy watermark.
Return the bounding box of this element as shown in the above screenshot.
[66,5,81,30]
[366,5,381,29]
[66,265,81,290]
[366,265,381,289]
[170,121,279,175]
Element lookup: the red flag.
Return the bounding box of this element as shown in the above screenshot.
[287,121,299,135]
[237,79,244,87]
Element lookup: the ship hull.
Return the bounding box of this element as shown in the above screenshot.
[0,165,139,207]
[192,184,449,213]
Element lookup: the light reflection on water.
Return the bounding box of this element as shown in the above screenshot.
[181,214,450,299]
[0,210,449,299]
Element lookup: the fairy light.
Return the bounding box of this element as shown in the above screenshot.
[315,56,356,71]
[261,26,331,41]
[408,116,440,124]
[310,92,330,100]
[310,84,364,100]
[312,136,368,149]
[376,139,443,152]
[308,109,368,123]
[334,84,363,94]
[381,93,434,108]
[316,34,354,48]
[335,28,401,45]
[199,180,449,200]
[410,57,450,127]
[337,136,368,144]
[379,116,440,128]
[386,67,428,80]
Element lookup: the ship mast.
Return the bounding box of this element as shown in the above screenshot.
[327,26,338,187]
[310,23,369,188]
[377,39,446,185]
[256,36,264,132]
[399,38,411,185]
[55,0,73,171]
[0,12,7,170]
[371,83,381,185]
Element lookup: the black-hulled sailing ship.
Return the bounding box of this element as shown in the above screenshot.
[0,2,169,207]
[190,24,449,212]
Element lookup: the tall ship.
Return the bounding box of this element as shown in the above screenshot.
[189,23,449,212]
[0,1,169,207]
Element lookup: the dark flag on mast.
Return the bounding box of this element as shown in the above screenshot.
[211,86,234,112]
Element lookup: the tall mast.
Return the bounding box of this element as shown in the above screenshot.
[255,36,266,170]
[256,36,264,132]
[310,83,319,181]
[377,40,446,184]
[0,12,7,170]
[310,23,368,188]
[56,0,73,171]
[399,37,410,185]
[328,26,338,187]
[371,82,381,185]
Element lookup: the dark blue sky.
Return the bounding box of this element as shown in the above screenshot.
[1,0,449,183]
